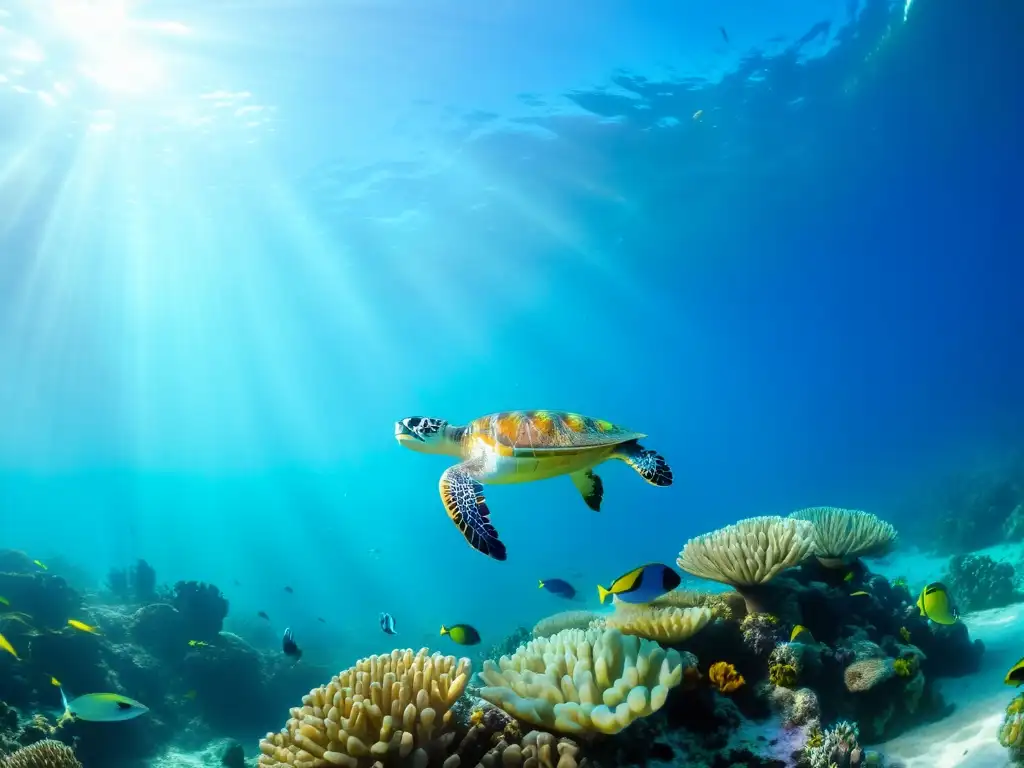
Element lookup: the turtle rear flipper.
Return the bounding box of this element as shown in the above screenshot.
[613,441,673,486]
[439,460,507,561]
[570,469,604,511]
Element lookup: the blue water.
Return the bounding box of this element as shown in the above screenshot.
[0,0,1021,672]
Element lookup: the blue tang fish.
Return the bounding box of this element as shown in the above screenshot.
[538,578,576,599]
[598,563,680,605]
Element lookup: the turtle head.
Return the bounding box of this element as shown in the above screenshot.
[394,417,457,455]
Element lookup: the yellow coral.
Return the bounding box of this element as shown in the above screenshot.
[604,605,712,643]
[257,648,470,768]
[477,627,685,735]
[708,661,745,693]
[1008,694,1024,717]
[893,657,916,677]
[469,708,484,726]
[769,663,798,688]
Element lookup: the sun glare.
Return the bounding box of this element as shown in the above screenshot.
[45,0,181,93]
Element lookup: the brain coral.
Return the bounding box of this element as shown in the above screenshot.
[478,627,685,735]
[257,648,470,768]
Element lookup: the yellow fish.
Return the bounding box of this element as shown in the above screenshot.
[0,596,9,607]
[916,582,958,625]
[843,571,854,582]
[188,640,208,648]
[67,619,101,635]
[850,591,870,597]
[790,625,814,643]
[33,560,47,570]
[0,631,19,660]
[51,677,61,687]
[1005,657,1024,687]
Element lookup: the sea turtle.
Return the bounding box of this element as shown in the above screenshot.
[394,410,673,561]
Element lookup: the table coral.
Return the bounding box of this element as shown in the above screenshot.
[603,605,711,644]
[258,648,470,768]
[477,627,685,735]
[788,507,898,568]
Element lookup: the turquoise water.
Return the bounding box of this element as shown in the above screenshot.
[1,1,1023,765]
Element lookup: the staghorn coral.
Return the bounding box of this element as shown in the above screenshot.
[0,740,82,768]
[676,516,816,614]
[477,627,686,735]
[802,720,869,768]
[258,647,470,767]
[531,611,603,639]
[789,506,898,568]
[603,605,711,644]
[707,661,744,693]
[844,658,896,692]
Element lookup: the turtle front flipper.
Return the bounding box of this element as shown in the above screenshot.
[570,469,604,511]
[439,460,507,561]
[612,440,673,486]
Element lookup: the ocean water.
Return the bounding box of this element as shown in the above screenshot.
[1,0,1023,766]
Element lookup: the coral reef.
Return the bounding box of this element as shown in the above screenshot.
[258,648,470,767]
[944,553,1023,612]
[676,516,817,615]
[477,627,687,734]
[0,739,82,768]
[789,506,898,568]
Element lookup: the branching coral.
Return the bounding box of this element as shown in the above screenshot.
[477,627,686,735]
[676,516,816,614]
[768,686,819,729]
[258,648,470,767]
[802,720,863,768]
[789,506,898,568]
[945,553,1023,612]
[0,740,82,768]
[603,605,712,644]
[532,611,603,638]
[708,662,744,693]
[843,658,895,692]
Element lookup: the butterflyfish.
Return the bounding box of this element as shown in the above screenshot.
[597,563,681,605]
[60,688,149,722]
[916,582,959,625]
[1005,657,1024,687]
[440,624,480,646]
[538,578,576,599]
[379,612,397,635]
[68,619,101,634]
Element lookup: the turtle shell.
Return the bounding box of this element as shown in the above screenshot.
[468,410,644,454]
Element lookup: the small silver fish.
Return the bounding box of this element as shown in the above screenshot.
[379,612,396,635]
